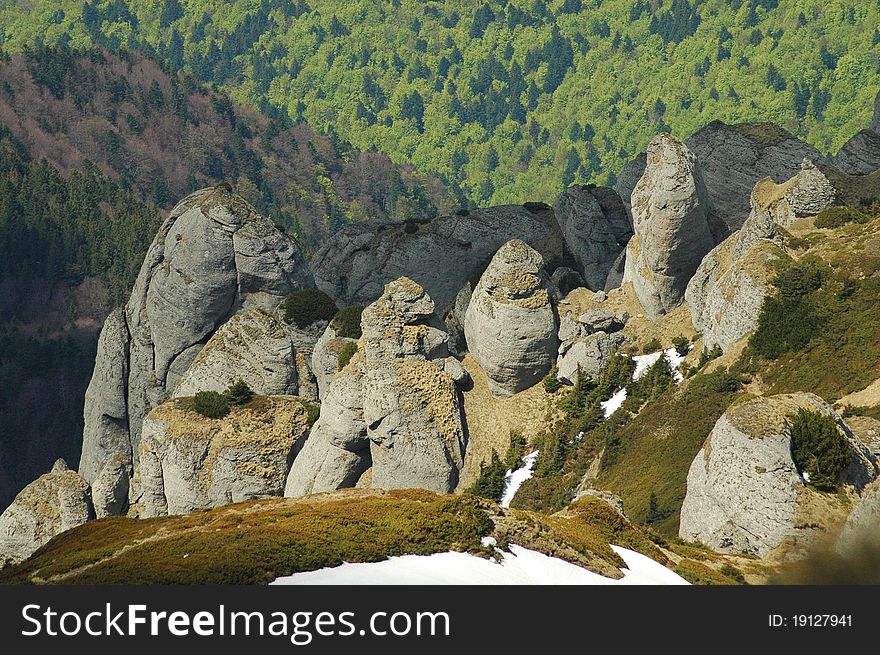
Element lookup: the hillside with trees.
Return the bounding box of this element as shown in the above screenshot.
[1,0,877,206]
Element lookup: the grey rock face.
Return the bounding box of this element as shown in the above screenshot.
[762,159,836,227]
[686,210,785,352]
[311,323,358,400]
[361,279,467,492]
[616,152,647,219]
[624,134,715,319]
[310,204,565,313]
[172,309,299,398]
[285,356,370,496]
[464,240,559,398]
[833,92,880,174]
[287,278,468,496]
[556,331,627,385]
[91,455,130,519]
[619,122,820,231]
[553,185,632,290]
[79,186,311,502]
[139,396,309,517]
[680,394,876,556]
[0,460,93,567]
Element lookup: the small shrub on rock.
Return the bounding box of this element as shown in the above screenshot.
[331,305,365,339]
[189,391,230,419]
[789,408,851,492]
[337,341,358,370]
[282,288,338,328]
[225,379,254,405]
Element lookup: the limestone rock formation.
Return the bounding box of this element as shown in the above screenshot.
[680,394,876,556]
[310,204,566,313]
[553,185,632,290]
[623,134,715,319]
[79,186,312,507]
[138,396,310,517]
[754,159,836,227]
[0,460,93,567]
[464,240,559,398]
[833,92,880,175]
[172,309,299,398]
[686,209,785,352]
[311,323,359,400]
[555,308,627,384]
[618,122,820,231]
[91,455,131,519]
[287,278,468,496]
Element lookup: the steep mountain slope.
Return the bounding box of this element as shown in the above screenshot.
[1,1,877,205]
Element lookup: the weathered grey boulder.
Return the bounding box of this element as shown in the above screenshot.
[288,278,468,496]
[556,332,627,385]
[686,210,786,352]
[680,394,876,556]
[756,159,836,227]
[172,309,298,398]
[361,278,467,492]
[553,185,632,290]
[464,240,559,398]
[623,134,715,319]
[310,204,565,313]
[79,186,311,502]
[0,460,93,567]
[91,455,130,519]
[619,122,820,231]
[833,92,880,175]
[139,396,310,517]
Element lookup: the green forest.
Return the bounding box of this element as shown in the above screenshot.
[0,0,877,207]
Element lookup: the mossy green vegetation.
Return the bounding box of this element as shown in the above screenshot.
[336,340,358,370]
[814,205,872,229]
[225,379,254,406]
[179,390,230,419]
[331,305,365,339]
[468,450,507,502]
[788,408,851,492]
[0,490,495,585]
[282,288,338,329]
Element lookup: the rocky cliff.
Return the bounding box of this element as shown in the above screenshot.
[80,185,312,515]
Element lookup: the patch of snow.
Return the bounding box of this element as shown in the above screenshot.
[500,450,538,508]
[481,536,497,548]
[802,471,810,483]
[631,347,687,383]
[270,544,690,586]
[601,388,627,418]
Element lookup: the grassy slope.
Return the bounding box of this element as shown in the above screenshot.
[0,489,746,585]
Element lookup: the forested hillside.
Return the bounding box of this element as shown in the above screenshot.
[1,0,877,206]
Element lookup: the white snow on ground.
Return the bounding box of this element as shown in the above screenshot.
[270,544,690,586]
[601,387,628,418]
[631,347,687,383]
[500,450,539,508]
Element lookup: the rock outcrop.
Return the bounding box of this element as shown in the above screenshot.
[833,91,880,175]
[753,159,836,227]
[310,204,566,313]
[555,310,628,384]
[680,394,876,556]
[464,240,559,398]
[618,122,821,231]
[623,134,715,319]
[172,309,299,398]
[79,186,312,508]
[311,323,359,400]
[0,460,93,567]
[686,209,785,352]
[138,396,310,517]
[553,185,632,290]
[287,278,468,496]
